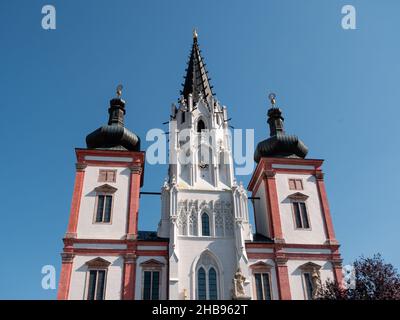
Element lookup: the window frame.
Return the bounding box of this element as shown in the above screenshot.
[302,271,314,300]
[98,169,117,183]
[291,201,311,230]
[142,270,161,300]
[196,265,219,300]
[250,261,274,300]
[299,262,322,300]
[93,192,114,224]
[181,110,186,124]
[201,212,211,236]
[140,259,164,300]
[83,257,110,300]
[288,178,303,190]
[197,119,206,133]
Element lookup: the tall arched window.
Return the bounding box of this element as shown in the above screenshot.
[197,267,206,299]
[208,267,218,299]
[197,119,206,133]
[201,212,210,236]
[196,252,220,300]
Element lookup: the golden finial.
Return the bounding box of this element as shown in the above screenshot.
[193,28,198,39]
[268,92,276,106]
[116,84,123,98]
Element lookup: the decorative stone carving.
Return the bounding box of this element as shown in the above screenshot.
[232,268,250,300]
[175,199,234,237]
[311,269,322,299]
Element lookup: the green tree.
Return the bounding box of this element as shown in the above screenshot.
[319,254,400,300]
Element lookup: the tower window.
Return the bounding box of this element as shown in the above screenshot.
[288,179,303,190]
[254,273,272,300]
[98,170,117,183]
[95,195,113,223]
[198,267,206,299]
[201,212,210,236]
[86,269,106,300]
[143,271,160,300]
[293,202,310,229]
[197,119,206,133]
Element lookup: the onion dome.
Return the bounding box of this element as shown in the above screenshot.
[254,93,308,163]
[86,86,140,151]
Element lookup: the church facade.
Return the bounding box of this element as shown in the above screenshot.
[57,32,343,300]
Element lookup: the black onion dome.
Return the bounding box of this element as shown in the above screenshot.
[86,97,140,151]
[254,106,308,163]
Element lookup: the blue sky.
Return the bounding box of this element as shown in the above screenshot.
[0,0,399,299]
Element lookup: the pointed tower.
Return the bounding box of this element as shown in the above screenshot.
[158,31,253,300]
[247,94,343,300]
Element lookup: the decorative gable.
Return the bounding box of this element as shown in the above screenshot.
[94,184,118,194]
[299,262,321,271]
[249,261,274,270]
[85,257,111,268]
[287,192,309,201]
[140,259,165,268]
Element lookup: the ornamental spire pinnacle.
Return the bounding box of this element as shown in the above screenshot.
[181,29,214,105]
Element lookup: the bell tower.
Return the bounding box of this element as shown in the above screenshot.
[157,31,253,300]
[57,87,153,300]
[247,94,343,300]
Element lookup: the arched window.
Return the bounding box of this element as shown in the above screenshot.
[208,267,218,299]
[197,119,206,133]
[198,267,206,299]
[196,253,220,300]
[201,212,210,236]
[181,111,185,123]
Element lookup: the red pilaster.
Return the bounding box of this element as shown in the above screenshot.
[57,252,74,300]
[264,170,284,242]
[65,163,86,238]
[275,257,292,300]
[315,171,337,244]
[122,253,137,300]
[126,165,143,240]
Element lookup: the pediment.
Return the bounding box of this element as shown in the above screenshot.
[140,259,165,268]
[85,257,111,268]
[287,192,309,201]
[299,262,321,271]
[249,261,274,270]
[94,184,118,194]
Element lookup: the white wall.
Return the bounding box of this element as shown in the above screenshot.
[254,185,270,238]
[76,166,130,239]
[68,255,123,300]
[275,173,327,244]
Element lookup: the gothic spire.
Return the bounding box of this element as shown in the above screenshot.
[181,29,214,105]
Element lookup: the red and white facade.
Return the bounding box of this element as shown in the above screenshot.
[246,157,342,300]
[57,33,343,300]
[57,148,169,300]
